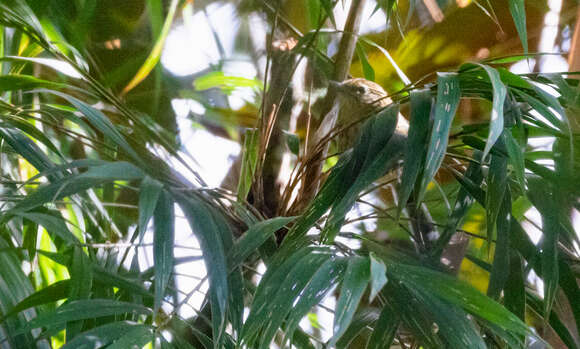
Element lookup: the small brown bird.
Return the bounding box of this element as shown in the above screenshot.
[297,78,410,214]
[330,78,409,151]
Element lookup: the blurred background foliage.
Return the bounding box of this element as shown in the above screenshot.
[0,0,579,348]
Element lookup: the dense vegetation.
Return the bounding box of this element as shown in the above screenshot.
[0,0,579,348]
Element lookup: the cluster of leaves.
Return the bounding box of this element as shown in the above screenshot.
[0,0,578,348]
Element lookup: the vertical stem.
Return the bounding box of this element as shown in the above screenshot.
[333,0,367,81]
[295,0,368,213]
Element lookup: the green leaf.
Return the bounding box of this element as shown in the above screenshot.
[387,283,443,347]
[207,207,244,339]
[369,252,387,302]
[323,106,401,242]
[367,302,399,349]
[92,266,153,300]
[508,0,527,54]
[242,246,323,346]
[23,299,152,331]
[486,137,508,246]
[14,212,78,244]
[0,280,69,323]
[487,188,511,299]
[283,130,300,156]
[138,176,163,241]
[66,246,93,340]
[356,43,375,81]
[0,74,67,91]
[527,178,559,317]
[1,118,64,159]
[257,251,333,349]
[8,162,143,213]
[122,0,179,94]
[398,88,431,216]
[153,190,174,314]
[282,257,347,346]
[44,91,142,162]
[175,193,228,347]
[1,56,82,78]
[194,71,262,92]
[0,127,57,177]
[419,73,460,202]
[320,0,337,27]
[228,216,294,268]
[106,324,155,349]
[360,37,411,85]
[336,308,378,348]
[330,256,370,347]
[476,64,507,160]
[79,161,144,180]
[61,321,150,349]
[409,286,487,349]
[504,251,526,345]
[503,130,526,193]
[237,129,259,202]
[285,151,354,241]
[388,263,531,336]
[514,89,563,131]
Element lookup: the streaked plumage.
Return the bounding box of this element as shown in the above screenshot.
[331,78,409,151]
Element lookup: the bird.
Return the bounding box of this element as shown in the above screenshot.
[302,78,409,205]
[324,78,437,251]
[329,78,409,151]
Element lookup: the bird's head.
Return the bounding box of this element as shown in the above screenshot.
[329,78,391,110]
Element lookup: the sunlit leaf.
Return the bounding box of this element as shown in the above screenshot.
[194,71,262,92]
[360,37,411,85]
[2,56,83,79]
[122,0,179,94]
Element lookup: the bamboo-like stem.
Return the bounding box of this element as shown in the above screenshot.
[294,0,368,214]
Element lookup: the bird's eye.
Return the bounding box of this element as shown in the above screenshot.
[355,86,366,94]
